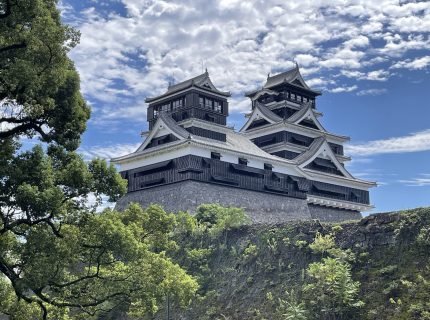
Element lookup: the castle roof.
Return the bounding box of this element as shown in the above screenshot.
[112,113,287,164]
[241,101,329,134]
[246,64,321,97]
[145,71,231,103]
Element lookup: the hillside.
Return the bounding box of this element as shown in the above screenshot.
[147,207,430,320]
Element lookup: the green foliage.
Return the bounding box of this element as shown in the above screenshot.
[0,0,89,150]
[0,2,196,318]
[309,232,355,262]
[416,225,430,248]
[158,208,430,320]
[331,224,343,233]
[309,232,335,254]
[174,210,198,235]
[295,240,308,249]
[243,244,259,260]
[276,290,308,320]
[196,204,251,235]
[303,257,364,319]
[1,204,198,319]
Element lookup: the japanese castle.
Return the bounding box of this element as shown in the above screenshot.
[112,65,375,223]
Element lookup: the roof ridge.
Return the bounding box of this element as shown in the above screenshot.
[287,101,313,123]
[292,136,326,165]
[254,101,283,123]
[158,113,190,139]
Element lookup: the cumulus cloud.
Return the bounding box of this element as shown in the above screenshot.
[62,0,430,127]
[329,85,358,93]
[391,56,430,70]
[346,129,430,156]
[340,69,390,81]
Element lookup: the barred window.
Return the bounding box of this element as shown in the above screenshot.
[213,100,222,113]
[172,98,183,110]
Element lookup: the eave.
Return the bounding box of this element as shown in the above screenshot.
[307,195,374,212]
[243,121,350,144]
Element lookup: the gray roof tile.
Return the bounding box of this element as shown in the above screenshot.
[146,71,230,103]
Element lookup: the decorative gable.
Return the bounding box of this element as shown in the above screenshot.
[297,139,353,178]
[136,115,189,152]
[292,79,305,87]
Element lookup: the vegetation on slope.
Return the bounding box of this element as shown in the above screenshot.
[148,205,430,320]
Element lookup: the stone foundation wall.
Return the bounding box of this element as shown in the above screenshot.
[115,181,362,223]
[308,204,361,222]
[115,180,311,224]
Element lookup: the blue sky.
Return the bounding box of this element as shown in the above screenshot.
[59,0,430,213]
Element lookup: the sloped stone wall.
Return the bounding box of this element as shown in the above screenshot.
[115,180,312,224]
[308,204,362,222]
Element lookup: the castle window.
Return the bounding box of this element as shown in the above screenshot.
[214,100,222,113]
[172,98,183,110]
[264,163,273,171]
[199,96,204,108]
[238,157,248,165]
[205,97,212,109]
[211,152,221,160]
[161,103,170,112]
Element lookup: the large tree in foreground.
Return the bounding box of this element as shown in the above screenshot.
[0,1,197,318]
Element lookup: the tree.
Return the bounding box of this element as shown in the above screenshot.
[0,1,197,318]
[1,0,87,150]
[303,232,364,320]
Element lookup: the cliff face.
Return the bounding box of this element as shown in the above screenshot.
[152,207,430,320]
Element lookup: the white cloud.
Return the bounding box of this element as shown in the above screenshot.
[341,69,390,81]
[329,85,358,93]
[391,56,430,70]
[80,142,141,160]
[399,174,430,187]
[378,34,430,57]
[365,69,390,81]
[356,88,387,96]
[346,129,430,156]
[61,0,430,127]
[344,35,370,48]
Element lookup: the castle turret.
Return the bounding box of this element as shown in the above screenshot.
[146,70,230,130]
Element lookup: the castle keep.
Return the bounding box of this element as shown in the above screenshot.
[111,65,375,223]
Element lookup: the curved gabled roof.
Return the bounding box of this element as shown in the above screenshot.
[255,102,283,122]
[287,102,313,123]
[240,102,282,132]
[293,137,326,165]
[245,88,279,99]
[157,113,190,138]
[145,71,231,103]
[293,136,353,179]
[119,113,190,155]
[287,102,326,132]
[257,64,322,96]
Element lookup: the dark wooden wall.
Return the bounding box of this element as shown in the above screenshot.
[120,155,370,205]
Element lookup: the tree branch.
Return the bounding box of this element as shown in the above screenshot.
[0,42,26,54]
[0,121,49,141]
